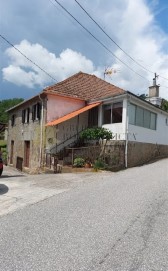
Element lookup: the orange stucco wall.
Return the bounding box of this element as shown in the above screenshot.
[47,95,85,122]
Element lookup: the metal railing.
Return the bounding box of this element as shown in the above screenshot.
[49,129,85,155]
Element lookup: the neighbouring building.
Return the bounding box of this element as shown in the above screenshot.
[7,72,168,173]
[0,122,8,141]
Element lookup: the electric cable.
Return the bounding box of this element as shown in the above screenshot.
[53,0,149,82]
[0,34,58,83]
[75,0,168,82]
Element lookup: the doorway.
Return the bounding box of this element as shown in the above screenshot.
[24,141,30,167]
[10,140,14,164]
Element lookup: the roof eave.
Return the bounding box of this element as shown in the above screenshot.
[6,92,46,112]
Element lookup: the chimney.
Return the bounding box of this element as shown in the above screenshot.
[146,73,162,107]
[149,73,159,98]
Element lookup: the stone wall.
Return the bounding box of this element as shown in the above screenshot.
[102,140,125,170]
[100,140,168,170]
[62,141,126,170]
[127,141,168,167]
[63,145,101,166]
[7,97,47,173]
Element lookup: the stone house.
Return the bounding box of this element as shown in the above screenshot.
[0,122,7,141]
[7,72,168,172]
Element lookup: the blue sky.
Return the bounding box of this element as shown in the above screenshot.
[1,0,168,100]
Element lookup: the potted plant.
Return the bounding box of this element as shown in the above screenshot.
[84,158,92,168]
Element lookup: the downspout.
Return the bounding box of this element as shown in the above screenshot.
[125,98,129,168]
[39,94,44,170]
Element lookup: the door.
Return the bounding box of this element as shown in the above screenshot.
[24,141,30,167]
[10,140,14,164]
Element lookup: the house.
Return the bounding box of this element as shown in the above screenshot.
[7,72,168,173]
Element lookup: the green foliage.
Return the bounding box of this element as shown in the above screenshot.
[73,157,85,167]
[0,142,7,164]
[0,98,24,123]
[138,94,147,100]
[93,158,107,171]
[161,99,168,112]
[80,127,112,141]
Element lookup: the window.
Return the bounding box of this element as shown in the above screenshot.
[150,113,156,130]
[11,114,15,127]
[129,103,157,130]
[144,109,151,129]
[22,108,30,124]
[135,107,144,127]
[112,102,123,123]
[129,104,136,125]
[32,103,41,121]
[103,102,123,124]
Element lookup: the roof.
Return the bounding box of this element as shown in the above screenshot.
[44,72,125,101]
[6,93,45,112]
[46,102,101,127]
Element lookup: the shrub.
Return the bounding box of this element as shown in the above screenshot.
[80,127,112,141]
[93,158,107,171]
[73,157,85,168]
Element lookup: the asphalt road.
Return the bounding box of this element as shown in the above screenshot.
[0,158,168,271]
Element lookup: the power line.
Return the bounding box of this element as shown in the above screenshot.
[0,34,58,83]
[53,0,149,82]
[160,85,168,89]
[75,0,168,82]
[75,0,152,74]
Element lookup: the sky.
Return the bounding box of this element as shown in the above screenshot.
[0,0,168,101]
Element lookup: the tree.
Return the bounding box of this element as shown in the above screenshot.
[138,94,147,100]
[161,99,168,112]
[0,98,24,123]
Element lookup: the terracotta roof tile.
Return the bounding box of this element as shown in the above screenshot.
[44,72,125,101]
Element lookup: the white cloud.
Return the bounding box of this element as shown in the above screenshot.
[2,0,168,99]
[2,65,39,88]
[2,40,95,88]
[90,0,168,99]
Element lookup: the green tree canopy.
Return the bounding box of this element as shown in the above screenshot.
[161,99,168,112]
[0,98,24,123]
[138,93,147,100]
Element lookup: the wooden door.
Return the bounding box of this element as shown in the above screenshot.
[24,141,30,167]
[10,140,14,164]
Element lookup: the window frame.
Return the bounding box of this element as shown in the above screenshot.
[103,102,123,124]
[32,103,41,121]
[129,103,157,130]
[22,108,30,124]
[11,114,16,127]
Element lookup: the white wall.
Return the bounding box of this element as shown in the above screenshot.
[127,96,168,145]
[128,113,168,144]
[99,94,168,145]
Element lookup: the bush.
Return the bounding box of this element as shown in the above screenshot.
[93,158,107,171]
[80,127,112,141]
[73,157,85,168]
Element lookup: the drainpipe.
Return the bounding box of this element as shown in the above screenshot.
[125,98,129,168]
[39,94,44,170]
